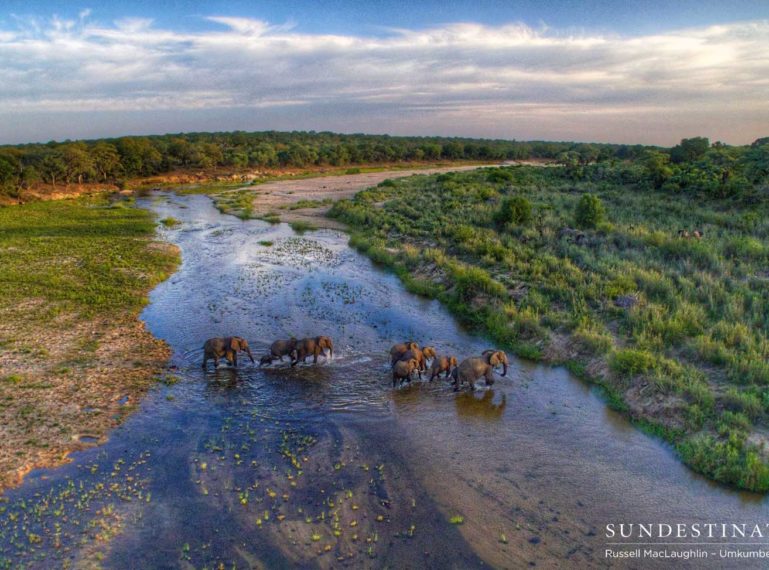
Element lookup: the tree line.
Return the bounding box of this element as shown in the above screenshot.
[0,131,648,196]
[0,131,766,199]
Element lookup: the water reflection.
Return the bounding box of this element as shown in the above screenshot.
[454,390,507,422]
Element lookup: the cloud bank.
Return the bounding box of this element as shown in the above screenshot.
[1,14,767,144]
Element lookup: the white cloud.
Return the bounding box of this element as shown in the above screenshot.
[0,14,767,144]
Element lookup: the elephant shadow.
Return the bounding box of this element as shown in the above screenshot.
[454,390,507,422]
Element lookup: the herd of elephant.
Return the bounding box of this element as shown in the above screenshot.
[201,336,509,391]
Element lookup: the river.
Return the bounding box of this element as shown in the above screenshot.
[1,191,767,569]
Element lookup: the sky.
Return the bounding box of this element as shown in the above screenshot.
[0,1,768,146]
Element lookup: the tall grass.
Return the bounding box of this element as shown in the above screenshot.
[331,164,769,491]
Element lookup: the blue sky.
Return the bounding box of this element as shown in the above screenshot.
[5,0,769,35]
[1,1,768,145]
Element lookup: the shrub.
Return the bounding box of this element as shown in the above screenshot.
[575,193,606,229]
[494,196,532,226]
[486,168,514,183]
[451,265,507,301]
[610,348,657,377]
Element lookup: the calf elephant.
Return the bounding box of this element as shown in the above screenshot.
[451,353,506,391]
[291,336,334,366]
[390,341,419,366]
[396,345,436,375]
[429,355,458,381]
[392,358,420,387]
[481,349,508,376]
[270,337,298,361]
[202,336,255,369]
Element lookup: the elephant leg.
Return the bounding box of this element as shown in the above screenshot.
[232,352,238,367]
[313,349,319,364]
[428,371,435,382]
[392,373,398,388]
[485,368,495,387]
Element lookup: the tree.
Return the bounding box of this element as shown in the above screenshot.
[60,143,95,185]
[494,196,532,226]
[40,153,67,187]
[641,150,673,188]
[90,142,121,182]
[670,137,710,164]
[0,155,18,194]
[575,194,606,229]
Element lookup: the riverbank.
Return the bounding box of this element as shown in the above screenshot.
[1,160,499,207]
[0,197,179,490]
[329,165,769,492]
[203,164,494,228]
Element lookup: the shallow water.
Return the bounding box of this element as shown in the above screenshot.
[2,193,769,568]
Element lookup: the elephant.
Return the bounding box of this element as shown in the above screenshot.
[291,336,333,366]
[390,341,419,366]
[397,345,436,373]
[428,355,458,381]
[481,349,509,377]
[270,337,298,361]
[259,354,275,366]
[202,337,254,369]
[315,335,334,359]
[451,352,506,391]
[392,358,420,387]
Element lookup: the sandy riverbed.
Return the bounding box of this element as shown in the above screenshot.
[238,165,493,229]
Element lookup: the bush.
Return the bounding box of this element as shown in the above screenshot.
[494,196,532,226]
[575,193,606,229]
[610,348,657,377]
[486,168,514,183]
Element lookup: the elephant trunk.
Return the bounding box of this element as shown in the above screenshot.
[501,360,507,377]
[245,347,255,364]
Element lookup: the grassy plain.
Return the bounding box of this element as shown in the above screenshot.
[331,165,769,491]
[0,196,178,489]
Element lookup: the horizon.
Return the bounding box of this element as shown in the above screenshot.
[0,127,753,150]
[1,1,768,146]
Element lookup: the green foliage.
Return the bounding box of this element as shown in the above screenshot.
[331,160,769,491]
[575,193,606,229]
[610,349,657,377]
[678,434,769,492]
[160,217,180,227]
[670,137,710,164]
[494,196,532,226]
[0,197,179,318]
[289,220,317,234]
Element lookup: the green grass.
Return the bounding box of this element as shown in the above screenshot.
[330,164,769,492]
[159,217,180,227]
[289,220,317,234]
[0,196,179,321]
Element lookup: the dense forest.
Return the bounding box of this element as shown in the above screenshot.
[0,130,658,197]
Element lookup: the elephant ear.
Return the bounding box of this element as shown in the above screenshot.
[229,337,241,351]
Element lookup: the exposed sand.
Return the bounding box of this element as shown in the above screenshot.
[0,242,179,492]
[241,165,494,229]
